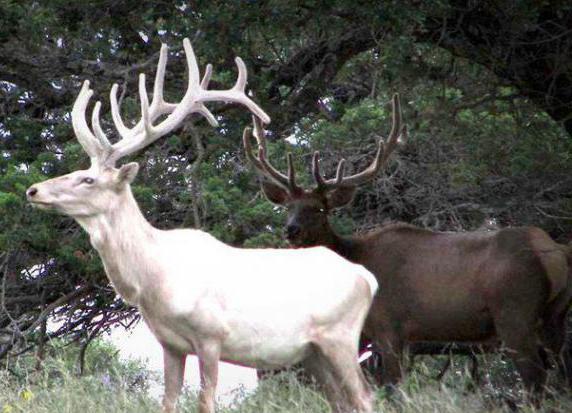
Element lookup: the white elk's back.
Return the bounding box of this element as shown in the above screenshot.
[155,228,377,308]
[134,228,377,368]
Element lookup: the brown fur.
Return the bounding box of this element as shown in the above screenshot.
[275,190,572,393]
[246,106,572,394]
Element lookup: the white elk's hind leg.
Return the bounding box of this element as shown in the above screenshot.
[315,336,373,413]
[162,347,186,413]
[197,340,221,413]
[302,345,347,413]
[311,274,375,413]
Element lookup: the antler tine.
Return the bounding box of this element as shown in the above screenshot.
[195,54,270,124]
[252,115,267,153]
[243,117,301,193]
[312,151,348,190]
[258,147,288,187]
[312,151,326,188]
[109,44,175,141]
[243,125,266,173]
[399,124,408,144]
[285,153,298,192]
[379,93,402,164]
[148,43,178,119]
[71,80,112,167]
[180,39,217,127]
[139,73,153,144]
[193,64,218,126]
[91,101,113,154]
[77,38,271,167]
[243,116,273,180]
[323,93,403,188]
[334,159,346,184]
[257,147,301,193]
[109,83,130,138]
[111,38,271,161]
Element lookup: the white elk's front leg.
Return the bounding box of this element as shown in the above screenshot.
[162,347,186,413]
[197,340,221,413]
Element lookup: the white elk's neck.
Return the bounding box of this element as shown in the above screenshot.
[75,186,156,303]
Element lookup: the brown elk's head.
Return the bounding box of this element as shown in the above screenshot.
[244,94,405,247]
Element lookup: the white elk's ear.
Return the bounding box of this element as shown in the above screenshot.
[116,162,140,185]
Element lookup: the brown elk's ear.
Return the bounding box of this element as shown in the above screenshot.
[326,186,357,209]
[116,162,140,185]
[261,180,291,205]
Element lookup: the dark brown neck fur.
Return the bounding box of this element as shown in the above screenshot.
[323,221,431,265]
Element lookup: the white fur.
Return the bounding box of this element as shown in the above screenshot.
[28,172,376,412]
[26,37,376,412]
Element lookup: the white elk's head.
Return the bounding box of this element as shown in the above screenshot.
[26,161,140,217]
[27,39,270,218]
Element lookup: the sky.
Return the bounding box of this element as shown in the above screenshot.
[107,319,258,404]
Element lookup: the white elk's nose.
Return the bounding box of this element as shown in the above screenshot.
[26,186,38,198]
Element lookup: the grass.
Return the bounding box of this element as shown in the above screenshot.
[1,348,572,412]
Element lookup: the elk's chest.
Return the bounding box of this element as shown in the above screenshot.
[138,284,230,353]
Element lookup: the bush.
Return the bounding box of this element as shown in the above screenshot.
[1,342,572,412]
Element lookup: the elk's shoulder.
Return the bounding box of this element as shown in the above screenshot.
[361,222,433,239]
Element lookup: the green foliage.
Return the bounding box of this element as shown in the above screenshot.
[232,371,329,413]
[2,347,572,412]
[0,165,49,250]
[2,0,572,375]
[0,339,159,413]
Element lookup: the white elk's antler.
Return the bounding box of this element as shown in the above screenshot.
[72,38,271,168]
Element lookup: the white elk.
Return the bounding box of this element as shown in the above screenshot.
[26,39,378,413]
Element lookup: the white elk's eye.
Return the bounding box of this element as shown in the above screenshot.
[81,177,95,185]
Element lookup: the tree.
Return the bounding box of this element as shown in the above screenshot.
[1,0,571,364]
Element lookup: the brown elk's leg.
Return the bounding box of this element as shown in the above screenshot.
[541,310,572,386]
[162,347,186,413]
[363,315,404,389]
[377,331,404,388]
[197,340,221,413]
[495,311,547,399]
[540,278,572,387]
[469,351,481,386]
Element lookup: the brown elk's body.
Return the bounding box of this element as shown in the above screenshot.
[244,95,572,393]
[334,223,569,349]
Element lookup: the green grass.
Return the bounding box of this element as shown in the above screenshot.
[1,347,572,413]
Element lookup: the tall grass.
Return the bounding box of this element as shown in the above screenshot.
[1,343,571,412]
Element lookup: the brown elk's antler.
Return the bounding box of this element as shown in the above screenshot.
[312,93,406,191]
[243,116,303,195]
[244,94,405,194]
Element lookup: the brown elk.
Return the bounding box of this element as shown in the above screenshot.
[244,94,572,394]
